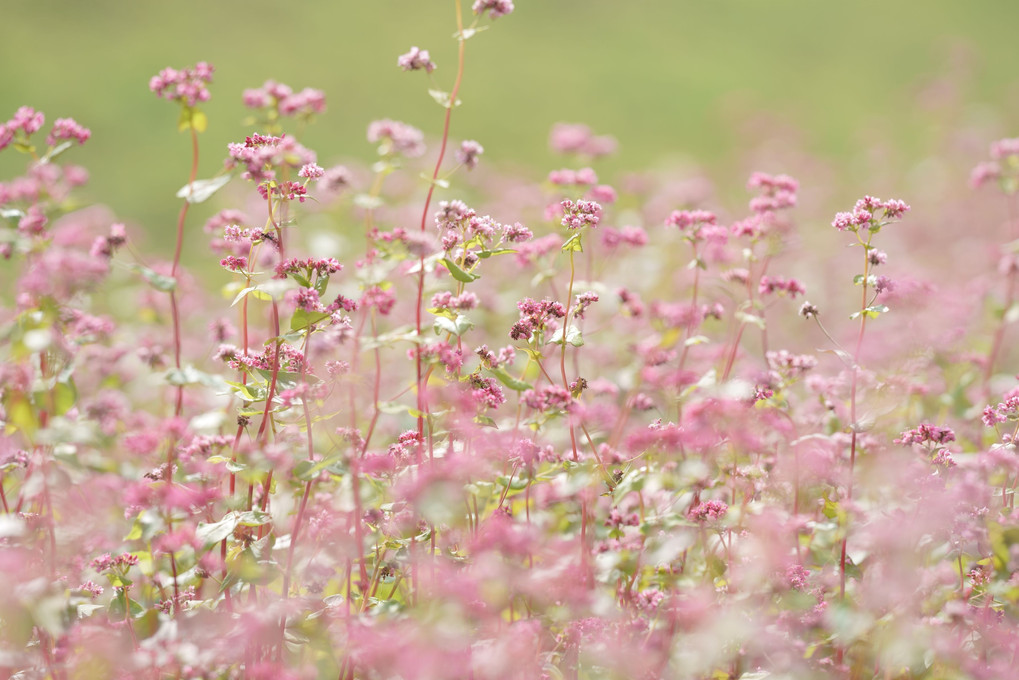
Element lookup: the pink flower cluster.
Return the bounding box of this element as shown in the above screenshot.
[549,167,598,186]
[242,80,326,117]
[549,122,618,157]
[560,198,602,230]
[831,195,910,231]
[397,46,436,73]
[367,119,425,158]
[473,0,514,19]
[149,62,214,107]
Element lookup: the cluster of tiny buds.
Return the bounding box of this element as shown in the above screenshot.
[473,0,515,19]
[894,423,956,447]
[758,276,806,298]
[799,301,819,319]
[549,122,618,157]
[274,257,342,280]
[242,80,326,117]
[549,167,598,186]
[831,196,910,231]
[0,107,90,152]
[398,46,436,73]
[971,137,1019,190]
[560,199,602,230]
[456,140,483,170]
[367,119,425,158]
[91,552,139,573]
[687,500,728,523]
[665,209,716,230]
[149,62,214,107]
[747,171,798,215]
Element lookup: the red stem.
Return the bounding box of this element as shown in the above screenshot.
[415,1,466,445]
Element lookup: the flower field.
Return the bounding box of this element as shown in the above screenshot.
[3,3,1019,679]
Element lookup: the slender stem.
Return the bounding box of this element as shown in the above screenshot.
[839,241,870,602]
[561,248,580,462]
[415,0,466,444]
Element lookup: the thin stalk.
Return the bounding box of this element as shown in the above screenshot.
[415,0,466,444]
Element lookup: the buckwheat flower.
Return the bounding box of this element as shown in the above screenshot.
[0,123,13,151]
[971,161,1001,189]
[503,221,532,242]
[367,119,425,158]
[46,117,91,147]
[572,291,599,319]
[242,87,271,109]
[874,275,894,295]
[785,564,810,591]
[9,106,45,135]
[869,249,887,266]
[78,580,104,599]
[895,423,956,446]
[17,205,47,235]
[991,137,1019,160]
[361,285,396,315]
[587,184,617,204]
[220,255,247,273]
[149,62,214,107]
[665,209,716,230]
[560,199,602,230]
[799,301,819,319]
[398,46,436,73]
[688,500,728,523]
[279,88,326,117]
[319,164,351,193]
[473,0,514,19]
[298,162,324,180]
[881,198,910,219]
[549,122,591,153]
[456,140,483,170]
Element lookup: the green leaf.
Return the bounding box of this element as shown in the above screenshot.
[176,175,232,204]
[474,414,497,428]
[548,324,584,347]
[419,172,450,189]
[477,248,515,259]
[353,193,383,210]
[488,367,532,392]
[851,304,890,320]
[164,365,216,387]
[433,313,473,337]
[294,455,344,481]
[236,510,272,526]
[439,257,479,283]
[196,513,240,545]
[290,309,331,332]
[130,264,176,293]
[178,107,207,133]
[561,233,583,253]
[735,311,766,330]
[223,379,262,402]
[39,141,73,164]
[428,89,461,109]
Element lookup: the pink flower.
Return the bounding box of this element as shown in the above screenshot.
[397,46,436,73]
[149,62,214,107]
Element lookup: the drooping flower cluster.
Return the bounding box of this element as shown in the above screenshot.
[509,297,566,341]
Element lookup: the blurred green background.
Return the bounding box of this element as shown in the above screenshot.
[3,0,1019,248]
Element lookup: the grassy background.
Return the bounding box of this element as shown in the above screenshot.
[3,0,1019,246]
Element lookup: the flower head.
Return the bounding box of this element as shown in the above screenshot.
[149,62,214,107]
